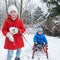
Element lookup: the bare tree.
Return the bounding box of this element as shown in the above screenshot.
[20,0,23,19]
[5,0,8,15]
[14,0,17,7]
[8,0,16,7]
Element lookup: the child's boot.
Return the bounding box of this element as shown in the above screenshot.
[15,58,20,60]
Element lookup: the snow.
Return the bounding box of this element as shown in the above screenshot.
[0,30,60,60]
[0,0,6,10]
[32,0,48,14]
[18,0,48,14]
[31,0,48,14]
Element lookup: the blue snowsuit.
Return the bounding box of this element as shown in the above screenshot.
[34,32,48,46]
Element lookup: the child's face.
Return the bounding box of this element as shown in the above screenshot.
[10,10,18,20]
[38,31,42,34]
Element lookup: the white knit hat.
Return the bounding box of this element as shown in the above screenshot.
[8,5,18,14]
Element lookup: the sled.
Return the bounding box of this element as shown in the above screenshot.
[32,44,48,59]
[43,44,48,59]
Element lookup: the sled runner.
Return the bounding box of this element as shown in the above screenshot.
[32,44,48,59]
[43,44,48,59]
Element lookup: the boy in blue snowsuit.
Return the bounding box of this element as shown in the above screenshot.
[34,30,48,49]
[32,28,48,58]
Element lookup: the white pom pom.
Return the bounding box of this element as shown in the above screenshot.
[9,27,18,34]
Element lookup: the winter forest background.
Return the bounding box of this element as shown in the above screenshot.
[0,0,60,37]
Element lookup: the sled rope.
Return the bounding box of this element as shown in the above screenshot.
[19,31,32,48]
[22,34,32,48]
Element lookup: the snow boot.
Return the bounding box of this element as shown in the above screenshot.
[32,56,34,59]
[15,58,20,60]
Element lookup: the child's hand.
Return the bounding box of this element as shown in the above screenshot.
[46,44,48,47]
[34,42,38,46]
[35,42,37,44]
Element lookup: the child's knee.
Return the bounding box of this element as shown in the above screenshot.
[8,50,13,57]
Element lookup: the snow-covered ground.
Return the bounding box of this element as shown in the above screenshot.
[0,30,60,60]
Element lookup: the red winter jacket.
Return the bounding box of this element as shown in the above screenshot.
[2,15,26,50]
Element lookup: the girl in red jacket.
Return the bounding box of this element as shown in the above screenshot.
[2,5,26,60]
